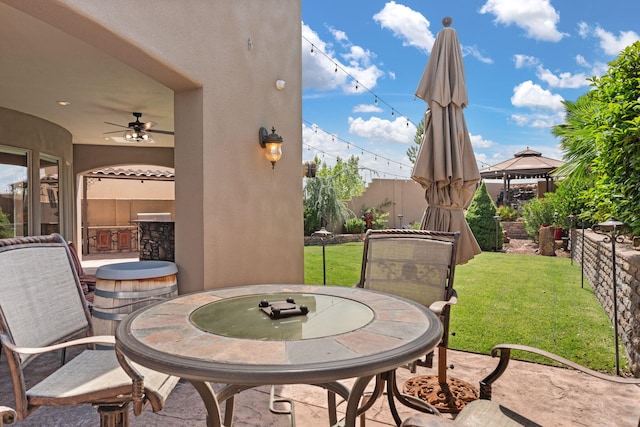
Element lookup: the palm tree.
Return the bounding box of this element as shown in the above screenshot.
[551,92,598,185]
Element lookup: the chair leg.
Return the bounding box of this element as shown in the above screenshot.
[98,404,130,427]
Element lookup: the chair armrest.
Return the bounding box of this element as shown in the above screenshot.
[428,289,457,314]
[479,343,640,400]
[0,406,16,426]
[0,334,115,355]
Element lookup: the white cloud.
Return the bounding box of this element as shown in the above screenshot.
[353,104,384,113]
[348,116,416,145]
[470,134,495,149]
[479,0,565,42]
[329,27,348,44]
[575,54,589,67]
[374,2,492,64]
[535,67,589,89]
[513,54,539,69]
[511,80,564,110]
[511,111,565,128]
[462,45,493,64]
[373,1,435,52]
[594,26,640,56]
[302,123,345,158]
[577,22,590,38]
[302,22,385,93]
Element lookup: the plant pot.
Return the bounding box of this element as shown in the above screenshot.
[554,227,563,240]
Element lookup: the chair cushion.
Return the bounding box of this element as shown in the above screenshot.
[28,349,177,407]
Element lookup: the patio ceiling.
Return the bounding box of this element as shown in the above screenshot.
[0,2,174,148]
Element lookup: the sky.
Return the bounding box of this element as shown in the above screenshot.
[301,0,640,182]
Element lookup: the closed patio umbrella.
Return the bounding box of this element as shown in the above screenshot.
[412,17,481,266]
[409,17,480,413]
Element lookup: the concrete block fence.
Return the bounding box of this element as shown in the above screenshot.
[571,228,640,375]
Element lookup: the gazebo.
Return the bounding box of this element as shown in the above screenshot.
[479,148,564,206]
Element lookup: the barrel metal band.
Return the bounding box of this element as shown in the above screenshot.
[95,283,178,299]
[92,310,130,321]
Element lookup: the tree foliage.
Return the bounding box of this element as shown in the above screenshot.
[406,117,425,165]
[0,207,12,239]
[316,156,365,200]
[303,156,365,234]
[466,182,502,251]
[552,41,640,233]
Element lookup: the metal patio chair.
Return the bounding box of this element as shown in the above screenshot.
[357,229,459,375]
[355,229,460,424]
[0,234,178,426]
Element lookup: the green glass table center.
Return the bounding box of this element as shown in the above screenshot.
[190,292,374,340]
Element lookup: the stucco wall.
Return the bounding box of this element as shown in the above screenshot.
[346,179,427,229]
[0,107,74,238]
[572,229,640,375]
[20,1,303,292]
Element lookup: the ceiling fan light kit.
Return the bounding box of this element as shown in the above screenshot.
[104,112,174,143]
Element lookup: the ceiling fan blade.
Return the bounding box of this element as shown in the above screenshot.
[147,129,175,135]
[103,130,125,134]
[104,121,130,128]
[142,121,158,130]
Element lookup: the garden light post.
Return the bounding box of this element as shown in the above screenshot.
[493,215,501,252]
[398,214,403,229]
[568,214,576,265]
[593,217,629,376]
[312,227,334,285]
[581,218,586,288]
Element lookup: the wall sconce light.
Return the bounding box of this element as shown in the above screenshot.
[259,127,283,169]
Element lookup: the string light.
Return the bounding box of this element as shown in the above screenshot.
[302,35,419,129]
[303,119,413,180]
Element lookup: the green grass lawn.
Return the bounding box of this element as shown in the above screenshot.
[304,242,626,374]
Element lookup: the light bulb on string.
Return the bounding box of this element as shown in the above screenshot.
[374,96,378,106]
[334,63,338,73]
[310,45,315,55]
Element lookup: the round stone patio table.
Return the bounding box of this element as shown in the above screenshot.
[116,284,442,427]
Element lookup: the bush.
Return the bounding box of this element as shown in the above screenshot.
[303,205,321,236]
[466,182,503,251]
[497,205,519,221]
[521,196,556,242]
[0,208,12,239]
[344,217,365,234]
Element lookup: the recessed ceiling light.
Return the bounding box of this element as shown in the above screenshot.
[56,101,71,106]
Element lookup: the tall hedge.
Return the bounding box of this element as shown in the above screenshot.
[466,181,502,251]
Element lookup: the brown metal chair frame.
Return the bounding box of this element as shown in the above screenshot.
[356,229,459,424]
[0,234,177,426]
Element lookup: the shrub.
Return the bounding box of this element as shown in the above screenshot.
[466,182,503,251]
[497,205,519,221]
[344,217,365,234]
[0,208,12,239]
[521,196,556,242]
[303,205,321,236]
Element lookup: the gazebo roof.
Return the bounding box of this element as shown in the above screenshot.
[479,148,564,180]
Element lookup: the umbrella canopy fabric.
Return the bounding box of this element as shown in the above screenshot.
[412,20,481,265]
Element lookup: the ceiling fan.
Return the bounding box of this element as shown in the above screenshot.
[104,112,174,142]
